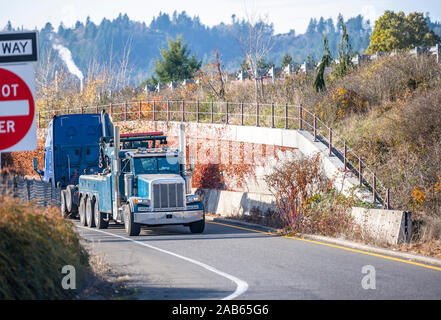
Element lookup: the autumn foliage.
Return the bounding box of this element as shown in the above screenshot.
[264,153,326,231]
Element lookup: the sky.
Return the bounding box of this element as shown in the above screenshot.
[1,0,441,34]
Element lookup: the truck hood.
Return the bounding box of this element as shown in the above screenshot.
[137,174,184,198]
[137,174,184,183]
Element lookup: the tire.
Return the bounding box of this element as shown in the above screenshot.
[65,185,74,213]
[78,196,87,226]
[86,197,96,228]
[189,217,205,234]
[60,190,68,218]
[94,199,109,229]
[124,204,140,236]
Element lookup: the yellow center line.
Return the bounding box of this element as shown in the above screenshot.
[207,220,441,272]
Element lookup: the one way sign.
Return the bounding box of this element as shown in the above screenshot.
[0,32,37,63]
[0,31,38,154]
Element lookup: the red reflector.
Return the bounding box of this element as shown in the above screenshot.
[120,132,164,137]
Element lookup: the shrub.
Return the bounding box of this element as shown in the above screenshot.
[317,86,367,124]
[334,53,441,107]
[264,153,357,236]
[0,196,90,299]
[264,153,328,232]
[300,188,358,237]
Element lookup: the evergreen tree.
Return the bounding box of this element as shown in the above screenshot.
[282,53,293,68]
[317,17,326,34]
[314,34,332,92]
[306,18,318,34]
[5,20,13,31]
[152,36,201,83]
[333,15,352,78]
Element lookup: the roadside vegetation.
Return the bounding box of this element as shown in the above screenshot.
[264,153,368,239]
[0,195,129,299]
[1,10,440,255]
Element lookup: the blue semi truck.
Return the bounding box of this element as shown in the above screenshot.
[33,111,114,217]
[77,125,205,236]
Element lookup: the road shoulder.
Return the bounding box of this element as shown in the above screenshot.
[206,216,441,269]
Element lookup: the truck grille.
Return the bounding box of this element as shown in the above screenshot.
[153,183,184,210]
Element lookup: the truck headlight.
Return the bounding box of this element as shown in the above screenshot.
[186,195,200,203]
[134,198,150,206]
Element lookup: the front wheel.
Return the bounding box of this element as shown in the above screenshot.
[124,204,140,236]
[189,218,205,234]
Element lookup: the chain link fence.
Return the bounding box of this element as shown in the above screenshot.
[0,175,60,207]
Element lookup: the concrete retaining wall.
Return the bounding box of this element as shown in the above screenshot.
[351,207,412,244]
[124,120,369,200]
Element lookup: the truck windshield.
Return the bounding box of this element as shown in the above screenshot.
[133,156,179,174]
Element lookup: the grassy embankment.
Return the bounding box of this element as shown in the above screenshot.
[0,195,129,299]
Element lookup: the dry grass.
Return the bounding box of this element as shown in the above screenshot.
[0,196,89,299]
[0,195,133,300]
[393,240,441,259]
[77,252,134,300]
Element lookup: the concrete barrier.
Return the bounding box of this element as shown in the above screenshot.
[195,188,275,217]
[351,207,412,244]
[198,188,411,245]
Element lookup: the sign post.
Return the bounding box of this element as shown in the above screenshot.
[0,31,38,170]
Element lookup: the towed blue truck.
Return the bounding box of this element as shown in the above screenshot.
[33,111,114,216]
[77,125,205,236]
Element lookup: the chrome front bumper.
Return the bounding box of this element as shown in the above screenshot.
[133,210,204,225]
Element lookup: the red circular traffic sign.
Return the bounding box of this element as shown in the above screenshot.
[0,67,35,150]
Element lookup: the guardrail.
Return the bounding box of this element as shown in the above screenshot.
[36,100,391,209]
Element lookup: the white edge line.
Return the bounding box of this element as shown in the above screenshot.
[78,226,248,300]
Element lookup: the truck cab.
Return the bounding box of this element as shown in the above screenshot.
[77,128,205,236]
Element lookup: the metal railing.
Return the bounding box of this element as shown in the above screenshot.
[36,100,391,209]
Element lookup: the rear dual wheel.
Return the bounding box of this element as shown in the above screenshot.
[60,190,68,218]
[79,196,87,226]
[94,200,109,229]
[86,197,96,228]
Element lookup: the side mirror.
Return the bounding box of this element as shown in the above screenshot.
[32,158,38,172]
[33,158,44,179]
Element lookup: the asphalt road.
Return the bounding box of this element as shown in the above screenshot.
[76,220,441,300]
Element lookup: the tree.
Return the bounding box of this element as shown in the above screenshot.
[333,15,352,78]
[366,11,440,54]
[314,34,332,92]
[317,17,326,34]
[257,58,274,71]
[152,36,201,83]
[306,18,318,34]
[232,9,274,101]
[5,20,13,31]
[282,53,293,68]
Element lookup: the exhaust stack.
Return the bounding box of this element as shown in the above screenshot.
[113,126,121,219]
[179,123,191,194]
